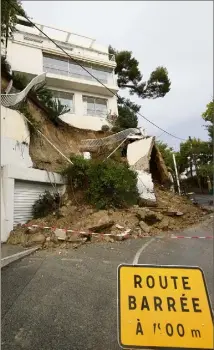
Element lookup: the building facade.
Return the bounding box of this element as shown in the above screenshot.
[6,16,119,131]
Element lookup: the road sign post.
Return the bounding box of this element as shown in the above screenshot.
[117,264,214,349]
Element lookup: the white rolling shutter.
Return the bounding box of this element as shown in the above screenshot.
[14,180,62,227]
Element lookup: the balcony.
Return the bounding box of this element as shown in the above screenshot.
[15,17,116,66]
[43,53,118,96]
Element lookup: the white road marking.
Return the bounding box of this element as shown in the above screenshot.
[133,238,155,265]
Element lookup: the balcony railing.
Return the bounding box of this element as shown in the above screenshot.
[16,16,115,63]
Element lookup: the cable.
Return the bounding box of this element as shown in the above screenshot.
[9,0,186,141]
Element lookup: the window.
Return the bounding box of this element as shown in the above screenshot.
[83,96,107,117]
[43,54,113,84]
[51,90,74,113]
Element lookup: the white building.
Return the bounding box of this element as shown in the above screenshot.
[1,18,120,242]
[5,16,119,131]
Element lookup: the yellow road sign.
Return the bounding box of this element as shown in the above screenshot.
[117,265,214,349]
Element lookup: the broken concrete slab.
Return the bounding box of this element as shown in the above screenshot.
[54,229,66,241]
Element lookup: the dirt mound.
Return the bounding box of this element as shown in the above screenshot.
[8,185,209,249]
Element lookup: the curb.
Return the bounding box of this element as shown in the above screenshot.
[1,247,39,268]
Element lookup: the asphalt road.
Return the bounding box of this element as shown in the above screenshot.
[2,215,213,350]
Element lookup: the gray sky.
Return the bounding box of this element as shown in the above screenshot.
[22,1,213,150]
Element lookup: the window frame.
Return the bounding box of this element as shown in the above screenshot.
[50,89,75,114]
[83,95,108,117]
[43,53,113,84]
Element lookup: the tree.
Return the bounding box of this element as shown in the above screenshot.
[115,105,138,130]
[109,46,171,130]
[1,0,26,44]
[179,137,212,175]
[202,99,213,142]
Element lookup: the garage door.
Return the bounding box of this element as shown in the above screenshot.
[14,180,62,227]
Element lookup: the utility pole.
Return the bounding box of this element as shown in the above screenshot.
[173,153,181,195]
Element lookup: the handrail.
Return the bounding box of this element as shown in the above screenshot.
[1,73,46,108]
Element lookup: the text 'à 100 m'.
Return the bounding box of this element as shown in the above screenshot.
[135,321,201,339]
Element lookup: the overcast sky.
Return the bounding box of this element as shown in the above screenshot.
[22,1,213,150]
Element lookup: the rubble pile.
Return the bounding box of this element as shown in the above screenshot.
[8,186,209,250]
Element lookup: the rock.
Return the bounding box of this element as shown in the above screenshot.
[163,210,184,217]
[139,221,150,233]
[67,232,86,243]
[136,208,163,224]
[54,228,66,241]
[27,233,46,246]
[155,217,170,230]
[58,206,68,217]
[78,211,114,232]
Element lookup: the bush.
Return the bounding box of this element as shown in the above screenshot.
[87,159,139,209]
[62,156,139,209]
[32,190,61,218]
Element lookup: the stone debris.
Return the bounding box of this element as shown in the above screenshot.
[139,221,150,234]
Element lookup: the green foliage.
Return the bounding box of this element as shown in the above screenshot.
[109,46,171,99]
[202,99,213,142]
[116,105,138,129]
[109,46,170,130]
[179,137,212,174]
[1,0,26,43]
[11,75,70,126]
[198,164,214,178]
[36,86,70,126]
[12,72,29,90]
[32,191,61,219]
[61,155,90,189]
[62,156,139,209]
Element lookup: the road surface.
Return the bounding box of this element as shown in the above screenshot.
[2,215,213,350]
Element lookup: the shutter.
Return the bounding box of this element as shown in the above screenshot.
[14,180,62,227]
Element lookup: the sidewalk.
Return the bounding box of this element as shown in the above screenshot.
[1,244,38,268]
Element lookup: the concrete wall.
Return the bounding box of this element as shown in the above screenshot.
[127,137,155,171]
[1,107,33,168]
[1,164,65,242]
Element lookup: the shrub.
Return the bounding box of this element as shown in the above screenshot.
[87,159,139,209]
[61,155,90,189]
[62,156,139,209]
[32,190,61,218]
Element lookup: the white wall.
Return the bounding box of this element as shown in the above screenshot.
[53,88,118,131]
[7,41,43,75]
[1,107,33,168]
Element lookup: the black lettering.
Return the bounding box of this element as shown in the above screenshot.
[134,275,142,288]
[154,297,163,311]
[167,297,176,311]
[171,276,178,289]
[177,324,185,337]
[180,294,189,312]
[146,275,155,288]
[192,298,202,313]
[182,277,191,290]
[128,296,136,310]
[136,319,144,335]
[166,323,173,336]
[191,329,201,338]
[141,296,150,311]
[159,276,168,289]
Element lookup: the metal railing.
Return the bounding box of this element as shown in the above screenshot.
[1,73,46,108]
